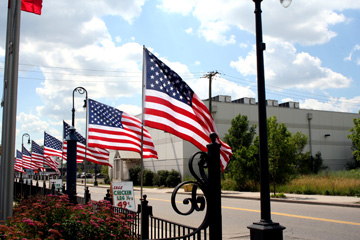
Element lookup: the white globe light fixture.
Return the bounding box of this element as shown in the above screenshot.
[280,0,292,8]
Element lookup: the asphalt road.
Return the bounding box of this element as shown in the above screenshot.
[78,185,360,240]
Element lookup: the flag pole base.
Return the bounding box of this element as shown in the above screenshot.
[248,221,285,240]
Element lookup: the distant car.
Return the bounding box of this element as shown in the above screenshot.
[79,172,93,178]
[96,173,105,178]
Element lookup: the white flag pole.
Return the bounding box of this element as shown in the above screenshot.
[0,0,22,221]
[140,46,147,199]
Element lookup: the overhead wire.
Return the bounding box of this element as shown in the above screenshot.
[0,62,359,108]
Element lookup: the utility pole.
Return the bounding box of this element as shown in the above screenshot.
[202,71,218,114]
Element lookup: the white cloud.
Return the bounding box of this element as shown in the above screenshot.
[156,0,360,46]
[117,104,142,116]
[17,112,49,133]
[157,0,196,15]
[230,39,352,90]
[192,76,255,101]
[345,44,360,63]
[199,21,236,45]
[300,96,360,113]
[185,27,193,34]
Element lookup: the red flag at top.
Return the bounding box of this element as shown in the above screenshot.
[21,0,42,15]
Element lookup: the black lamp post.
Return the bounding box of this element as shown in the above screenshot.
[21,133,30,183]
[21,133,30,197]
[72,87,88,127]
[247,1,291,239]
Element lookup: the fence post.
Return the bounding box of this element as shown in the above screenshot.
[207,133,222,240]
[43,179,46,196]
[140,195,152,240]
[51,182,56,195]
[85,186,91,204]
[104,189,112,205]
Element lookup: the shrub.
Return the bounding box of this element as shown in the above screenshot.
[0,194,134,239]
[221,179,238,191]
[129,165,141,186]
[166,170,181,187]
[157,170,170,186]
[142,169,155,186]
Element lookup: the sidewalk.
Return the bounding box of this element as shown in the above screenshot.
[133,187,360,208]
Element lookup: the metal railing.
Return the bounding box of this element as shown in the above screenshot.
[149,215,207,240]
[113,206,141,239]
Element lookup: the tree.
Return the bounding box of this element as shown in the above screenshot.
[223,114,257,190]
[266,116,298,193]
[348,111,360,165]
[224,114,256,151]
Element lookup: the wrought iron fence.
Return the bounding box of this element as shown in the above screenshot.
[113,206,141,239]
[149,215,207,240]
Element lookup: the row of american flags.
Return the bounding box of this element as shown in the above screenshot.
[14,48,232,175]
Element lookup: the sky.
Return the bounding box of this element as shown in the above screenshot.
[0,0,360,152]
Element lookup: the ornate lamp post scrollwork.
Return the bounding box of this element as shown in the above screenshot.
[169,133,221,239]
[171,151,208,218]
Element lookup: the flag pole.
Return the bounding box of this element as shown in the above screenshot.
[140,45,147,199]
[0,0,22,221]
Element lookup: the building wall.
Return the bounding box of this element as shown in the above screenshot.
[208,99,358,170]
[113,97,358,179]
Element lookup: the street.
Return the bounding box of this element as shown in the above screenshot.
[77,185,360,240]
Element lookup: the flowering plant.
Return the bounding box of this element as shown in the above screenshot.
[0,194,134,239]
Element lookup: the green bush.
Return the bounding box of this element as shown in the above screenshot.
[157,170,170,186]
[129,165,141,186]
[166,169,181,187]
[221,179,238,191]
[137,169,155,186]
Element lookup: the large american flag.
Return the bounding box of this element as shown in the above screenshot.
[87,99,158,159]
[63,121,111,167]
[14,150,26,174]
[143,48,232,170]
[22,146,38,170]
[44,132,63,158]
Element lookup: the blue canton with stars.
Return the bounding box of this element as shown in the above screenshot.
[63,121,86,145]
[88,99,124,129]
[145,48,194,107]
[32,141,44,155]
[16,150,22,159]
[22,146,31,157]
[44,132,62,150]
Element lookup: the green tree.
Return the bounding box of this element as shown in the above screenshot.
[223,114,257,190]
[266,116,298,193]
[348,111,360,165]
[224,114,256,151]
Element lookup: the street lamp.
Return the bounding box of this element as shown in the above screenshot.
[21,133,30,196]
[21,133,30,180]
[72,87,87,127]
[247,1,291,239]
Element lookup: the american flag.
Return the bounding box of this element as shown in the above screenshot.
[44,156,60,174]
[14,150,26,174]
[63,121,111,166]
[22,146,38,170]
[143,48,233,170]
[31,140,44,165]
[87,99,158,159]
[44,132,63,158]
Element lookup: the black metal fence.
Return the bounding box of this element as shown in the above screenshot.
[12,180,208,240]
[149,215,207,240]
[11,133,220,239]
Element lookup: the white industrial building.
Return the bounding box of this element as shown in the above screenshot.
[108,95,359,181]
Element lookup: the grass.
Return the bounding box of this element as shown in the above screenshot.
[276,170,360,196]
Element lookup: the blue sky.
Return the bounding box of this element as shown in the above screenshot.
[0,0,359,151]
